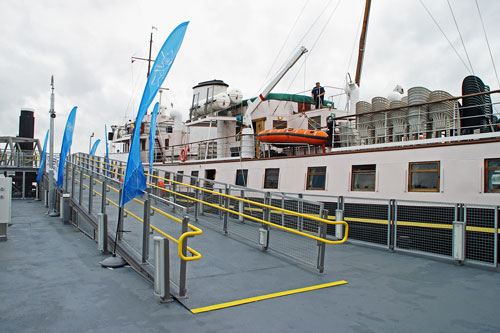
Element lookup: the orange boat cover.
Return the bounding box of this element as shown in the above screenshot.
[257,128,327,145]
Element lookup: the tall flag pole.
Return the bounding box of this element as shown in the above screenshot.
[57,106,77,188]
[90,139,101,156]
[149,102,160,180]
[120,21,189,208]
[36,130,49,183]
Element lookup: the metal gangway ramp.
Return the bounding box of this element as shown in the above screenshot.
[43,153,349,311]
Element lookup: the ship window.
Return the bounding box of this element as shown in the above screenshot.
[273,120,287,129]
[176,171,184,183]
[409,162,440,192]
[235,169,248,186]
[167,126,173,133]
[204,169,216,188]
[164,139,169,149]
[190,171,199,186]
[351,164,376,191]
[264,168,279,189]
[141,139,146,151]
[306,166,326,190]
[308,116,321,130]
[485,159,500,193]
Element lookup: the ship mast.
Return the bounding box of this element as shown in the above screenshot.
[131,26,157,78]
[147,31,153,78]
[354,0,372,87]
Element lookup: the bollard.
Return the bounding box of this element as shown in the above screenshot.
[97,213,108,254]
[154,236,172,302]
[60,193,71,224]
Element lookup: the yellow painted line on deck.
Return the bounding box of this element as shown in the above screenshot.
[190,280,348,314]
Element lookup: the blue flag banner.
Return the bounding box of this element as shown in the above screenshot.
[149,102,159,174]
[105,125,110,176]
[57,106,77,188]
[90,139,101,156]
[36,130,49,183]
[121,21,189,207]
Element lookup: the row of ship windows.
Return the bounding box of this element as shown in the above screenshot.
[176,159,500,193]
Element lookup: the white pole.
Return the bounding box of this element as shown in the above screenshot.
[48,75,57,215]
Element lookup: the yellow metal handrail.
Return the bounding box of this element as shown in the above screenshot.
[148,180,349,245]
[73,168,202,261]
[75,154,349,245]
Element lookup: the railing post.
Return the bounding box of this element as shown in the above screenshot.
[264,191,271,222]
[172,179,177,208]
[152,170,158,196]
[259,192,271,251]
[281,192,285,227]
[88,174,94,214]
[336,196,345,240]
[298,193,304,231]
[218,188,223,219]
[238,190,244,222]
[101,178,107,214]
[389,199,396,251]
[71,164,76,199]
[96,157,101,176]
[119,162,123,179]
[194,179,200,221]
[118,189,124,241]
[495,206,499,268]
[179,216,189,298]
[453,203,466,265]
[97,213,108,254]
[154,236,172,303]
[142,189,151,263]
[78,169,84,206]
[317,209,328,274]
[223,184,229,234]
[64,162,69,193]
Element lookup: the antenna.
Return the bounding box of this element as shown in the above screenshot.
[48,75,58,216]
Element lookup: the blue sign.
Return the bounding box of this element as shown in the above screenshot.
[57,106,77,188]
[121,21,189,207]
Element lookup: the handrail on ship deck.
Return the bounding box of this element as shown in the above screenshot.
[71,160,202,262]
[75,154,349,246]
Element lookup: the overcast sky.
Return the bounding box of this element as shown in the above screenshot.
[1,0,499,154]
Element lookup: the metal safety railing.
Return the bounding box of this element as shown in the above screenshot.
[40,154,203,300]
[296,192,499,269]
[74,153,349,273]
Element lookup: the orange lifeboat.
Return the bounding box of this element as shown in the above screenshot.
[257,128,328,145]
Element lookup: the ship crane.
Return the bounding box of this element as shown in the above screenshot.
[241,46,308,158]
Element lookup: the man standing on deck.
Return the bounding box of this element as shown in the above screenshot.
[311,82,325,109]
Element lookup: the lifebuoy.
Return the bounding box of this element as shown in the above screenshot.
[180,148,188,162]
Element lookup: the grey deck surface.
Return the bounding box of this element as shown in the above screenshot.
[1,199,500,332]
